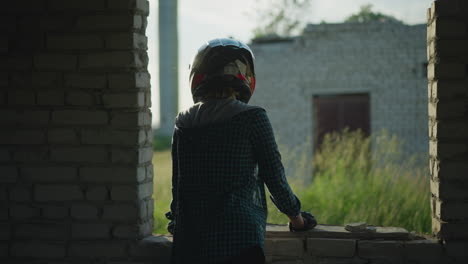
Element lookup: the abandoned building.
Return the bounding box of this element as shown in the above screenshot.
[250,21,428,179]
[0,0,467,263]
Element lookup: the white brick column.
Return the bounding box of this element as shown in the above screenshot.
[427,0,468,261]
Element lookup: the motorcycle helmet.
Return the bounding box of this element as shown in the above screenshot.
[189,38,256,103]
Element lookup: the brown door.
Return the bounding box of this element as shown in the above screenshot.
[313,94,370,149]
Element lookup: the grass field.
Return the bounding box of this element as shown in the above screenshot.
[152,131,431,235]
[152,150,173,235]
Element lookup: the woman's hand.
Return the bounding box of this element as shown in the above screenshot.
[288,214,305,229]
[288,212,317,232]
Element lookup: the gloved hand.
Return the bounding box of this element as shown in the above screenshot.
[165,211,175,235]
[288,211,317,232]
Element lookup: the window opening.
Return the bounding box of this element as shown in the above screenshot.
[313,93,370,150]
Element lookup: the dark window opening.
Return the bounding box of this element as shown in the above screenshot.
[313,93,370,150]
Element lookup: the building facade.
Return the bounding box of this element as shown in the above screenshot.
[250,22,428,180]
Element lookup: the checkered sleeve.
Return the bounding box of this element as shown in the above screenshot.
[249,109,301,217]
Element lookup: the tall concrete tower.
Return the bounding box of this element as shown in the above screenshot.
[158,0,179,136]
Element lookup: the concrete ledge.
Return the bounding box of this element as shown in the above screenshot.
[266,224,410,240]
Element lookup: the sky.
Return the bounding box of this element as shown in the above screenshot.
[147,0,433,127]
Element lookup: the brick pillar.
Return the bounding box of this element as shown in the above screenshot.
[0,0,157,262]
[427,0,468,260]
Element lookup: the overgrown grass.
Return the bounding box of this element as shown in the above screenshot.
[152,150,173,235]
[267,130,431,233]
[152,130,431,235]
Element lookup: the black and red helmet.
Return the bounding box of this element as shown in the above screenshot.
[189,38,256,103]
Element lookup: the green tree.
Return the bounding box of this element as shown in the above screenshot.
[345,4,402,23]
[249,0,313,39]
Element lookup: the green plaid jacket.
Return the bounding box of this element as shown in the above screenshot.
[170,108,301,264]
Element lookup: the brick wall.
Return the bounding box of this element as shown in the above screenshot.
[264,225,447,264]
[250,22,428,181]
[0,0,170,262]
[427,0,468,262]
[138,225,465,264]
